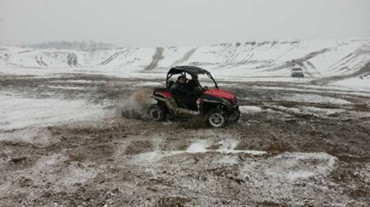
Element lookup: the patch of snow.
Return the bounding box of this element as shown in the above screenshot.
[252,85,370,97]
[218,139,238,151]
[61,167,97,186]
[35,153,66,169]
[331,76,370,90]
[133,151,162,166]
[133,139,266,166]
[217,156,239,165]
[46,85,86,90]
[131,139,267,166]
[185,139,266,155]
[239,152,338,203]
[0,153,98,195]
[239,106,263,114]
[0,128,52,144]
[283,94,351,105]
[132,82,163,87]
[270,105,348,119]
[0,92,108,130]
[32,154,97,190]
[242,152,337,181]
[49,79,96,84]
[0,179,12,196]
[217,83,238,87]
[347,111,370,119]
[273,105,302,114]
[216,139,266,155]
[302,106,346,116]
[187,140,209,153]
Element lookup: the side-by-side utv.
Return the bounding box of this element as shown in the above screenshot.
[148,66,240,128]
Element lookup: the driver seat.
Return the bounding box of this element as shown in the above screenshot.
[169,82,187,108]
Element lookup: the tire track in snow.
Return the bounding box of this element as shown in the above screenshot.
[100,50,128,65]
[171,47,197,66]
[326,45,370,75]
[144,47,164,70]
[35,55,48,66]
[311,61,370,85]
[265,48,331,78]
[274,41,302,61]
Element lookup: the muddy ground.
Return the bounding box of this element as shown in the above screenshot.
[0,74,369,206]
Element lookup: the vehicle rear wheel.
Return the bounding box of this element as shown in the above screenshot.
[148,104,166,121]
[206,109,227,128]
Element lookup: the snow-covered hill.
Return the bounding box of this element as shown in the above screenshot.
[1,39,370,86]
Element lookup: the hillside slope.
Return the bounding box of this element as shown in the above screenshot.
[1,39,369,84]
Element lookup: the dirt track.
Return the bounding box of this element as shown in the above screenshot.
[0,74,370,206]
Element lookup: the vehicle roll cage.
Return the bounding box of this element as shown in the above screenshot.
[166,66,218,89]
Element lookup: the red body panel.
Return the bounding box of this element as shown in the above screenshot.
[203,88,235,103]
[155,91,172,98]
[155,88,236,103]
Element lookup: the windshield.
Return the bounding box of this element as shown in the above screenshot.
[167,72,218,89]
[197,73,218,89]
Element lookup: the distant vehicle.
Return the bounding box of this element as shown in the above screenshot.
[148,66,240,128]
[291,67,304,78]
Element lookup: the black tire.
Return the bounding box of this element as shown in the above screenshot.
[206,108,228,128]
[228,109,240,124]
[148,104,166,121]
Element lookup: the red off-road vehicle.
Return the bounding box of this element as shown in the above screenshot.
[148,66,240,128]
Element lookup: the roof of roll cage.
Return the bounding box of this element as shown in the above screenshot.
[168,66,210,76]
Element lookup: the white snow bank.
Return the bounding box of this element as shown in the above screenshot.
[0,93,108,130]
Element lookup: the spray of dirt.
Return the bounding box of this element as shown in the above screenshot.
[115,88,156,120]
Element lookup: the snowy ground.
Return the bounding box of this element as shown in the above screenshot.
[1,39,369,205]
[0,71,369,206]
[0,92,107,131]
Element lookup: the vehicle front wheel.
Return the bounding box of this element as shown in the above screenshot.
[206,109,227,128]
[148,104,166,121]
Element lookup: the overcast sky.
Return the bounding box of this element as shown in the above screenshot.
[0,0,369,47]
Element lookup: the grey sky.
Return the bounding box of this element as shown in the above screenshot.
[0,0,369,47]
